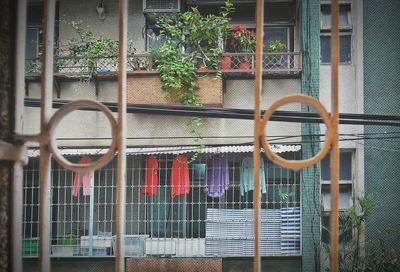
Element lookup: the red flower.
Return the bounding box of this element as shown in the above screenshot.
[232,25,245,32]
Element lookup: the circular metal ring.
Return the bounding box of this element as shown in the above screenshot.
[261,94,333,170]
[47,100,118,172]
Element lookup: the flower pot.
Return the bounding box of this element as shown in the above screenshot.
[239,61,251,70]
[220,56,232,70]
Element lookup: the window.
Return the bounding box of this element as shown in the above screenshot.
[320,150,354,243]
[26,3,59,72]
[146,27,167,51]
[23,151,302,257]
[321,212,352,244]
[321,151,352,182]
[188,1,295,52]
[320,4,352,64]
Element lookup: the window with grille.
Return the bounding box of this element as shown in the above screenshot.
[22,151,301,257]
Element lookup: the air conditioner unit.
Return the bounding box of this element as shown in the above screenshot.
[143,0,180,13]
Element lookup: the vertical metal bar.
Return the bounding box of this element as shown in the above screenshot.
[89,174,94,256]
[39,0,56,271]
[253,0,264,271]
[12,0,27,270]
[330,0,340,271]
[115,0,127,270]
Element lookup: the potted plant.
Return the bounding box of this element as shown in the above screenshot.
[220,55,232,70]
[153,1,234,158]
[266,39,287,68]
[66,21,136,81]
[130,56,149,71]
[229,25,256,69]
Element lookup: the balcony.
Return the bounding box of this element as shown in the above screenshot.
[25,52,301,103]
[25,52,302,76]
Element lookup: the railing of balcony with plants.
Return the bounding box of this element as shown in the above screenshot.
[25,52,302,76]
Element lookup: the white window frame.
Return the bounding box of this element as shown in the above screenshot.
[320,3,353,65]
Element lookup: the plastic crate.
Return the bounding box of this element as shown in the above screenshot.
[51,245,79,256]
[58,235,79,245]
[80,236,112,248]
[79,247,108,256]
[112,235,148,256]
[23,238,39,256]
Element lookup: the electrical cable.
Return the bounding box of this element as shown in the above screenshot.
[24,98,400,127]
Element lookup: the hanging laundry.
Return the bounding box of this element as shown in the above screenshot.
[141,155,159,196]
[72,155,93,197]
[204,155,230,198]
[240,157,266,196]
[170,154,190,198]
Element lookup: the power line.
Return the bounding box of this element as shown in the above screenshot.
[24,98,400,127]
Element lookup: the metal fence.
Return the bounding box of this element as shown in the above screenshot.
[22,150,301,258]
[24,52,302,76]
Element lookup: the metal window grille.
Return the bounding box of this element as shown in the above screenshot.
[22,150,301,258]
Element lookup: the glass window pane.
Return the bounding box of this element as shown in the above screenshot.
[197,4,256,23]
[321,185,352,211]
[147,28,167,51]
[265,3,294,24]
[339,35,351,63]
[320,35,331,63]
[339,5,351,28]
[320,35,351,64]
[320,4,351,29]
[264,27,288,50]
[321,212,352,244]
[26,29,38,59]
[321,151,353,180]
[321,5,331,29]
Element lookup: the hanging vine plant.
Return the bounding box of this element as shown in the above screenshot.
[154,1,234,158]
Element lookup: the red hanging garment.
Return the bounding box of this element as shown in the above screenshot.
[170,154,190,198]
[141,155,159,196]
[72,155,93,197]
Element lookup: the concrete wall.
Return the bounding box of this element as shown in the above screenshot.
[23,78,301,147]
[23,257,301,272]
[59,0,146,52]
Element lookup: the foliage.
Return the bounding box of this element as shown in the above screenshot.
[364,238,400,272]
[323,195,400,272]
[154,1,233,158]
[155,42,199,106]
[156,1,234,69]
[229,25,256,53]
[67,21,135,81]
[266,39,287,52]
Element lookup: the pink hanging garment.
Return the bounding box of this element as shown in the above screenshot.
[72,155,93,197]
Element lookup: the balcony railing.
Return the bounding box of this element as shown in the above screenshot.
[25,52,302,77]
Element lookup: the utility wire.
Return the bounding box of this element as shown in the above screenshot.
[24,98,400,127]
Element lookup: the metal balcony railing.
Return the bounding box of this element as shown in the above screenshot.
[25,52,302,77]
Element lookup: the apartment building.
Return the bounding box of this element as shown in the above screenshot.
[8,0,398,271]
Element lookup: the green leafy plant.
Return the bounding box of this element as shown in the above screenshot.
[67,21,135,81]
[154,1,233,159]
[266,39,287,53]
[266,40,287,68]
[323,195,400,272]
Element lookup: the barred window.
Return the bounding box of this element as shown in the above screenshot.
[23,150,301,257]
